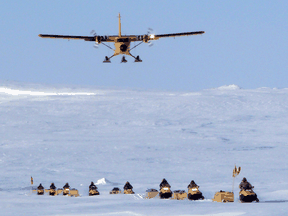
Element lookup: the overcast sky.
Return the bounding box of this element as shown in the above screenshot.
[1,0,287,91]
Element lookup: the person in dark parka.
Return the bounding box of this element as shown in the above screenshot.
[50,183,56,190]
[159,178,171,189]
[37,183,44,195]
[124,181,133,190]
[89,181,97,190]
[188,180,199,188]
[63,183,70,189]
[239,177,253,190]
[37,183,44,190]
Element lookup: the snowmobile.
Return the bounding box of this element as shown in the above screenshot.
[187,187,204,200]
[45,188,56,196]
[89,182,100,196]
[63,183,70,196]
[187,180,204,200]
[45,183,57,196]
[159,179,173,199]
[172,190,187,200]
[239,177,259,203]
[239,187,259,203]
[123,181,135,194]
[37,183,44,195]
[110,187,121,194]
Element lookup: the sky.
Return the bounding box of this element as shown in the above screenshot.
[0,0,288,91]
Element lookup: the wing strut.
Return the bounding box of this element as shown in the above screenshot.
[101,42,114,50]
[130,41,144,51]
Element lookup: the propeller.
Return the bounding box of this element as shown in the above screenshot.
[147,28,153,34]
[90,30,99,48]
[147,28,154,47]
[90,30,97,36]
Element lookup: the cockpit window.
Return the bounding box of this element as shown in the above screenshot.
[117,38,129,42]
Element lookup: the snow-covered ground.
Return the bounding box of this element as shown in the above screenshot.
[0,83,287,216]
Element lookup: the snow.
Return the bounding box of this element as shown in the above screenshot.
[0,87,97,96]
[95,178,109,185]
[95,178,119,186]
[0,83,287,216]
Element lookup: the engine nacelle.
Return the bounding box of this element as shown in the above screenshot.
[143,35,149,43]
[95,36,102,44]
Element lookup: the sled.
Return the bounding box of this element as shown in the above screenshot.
[56,188,63,195]
[110,187,121,194]
[172,190,187,200]
[145,189,158,199]
[212,191,234,202]
[69,188,80,197]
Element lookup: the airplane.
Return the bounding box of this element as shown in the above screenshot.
[39,14,205,63]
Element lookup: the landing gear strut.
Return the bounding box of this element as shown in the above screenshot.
[128,53,142,63]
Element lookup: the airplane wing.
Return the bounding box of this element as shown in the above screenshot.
[39,34,95,41]
[38,34,117,42]
[131,31,204,42]
[154,31,205,39]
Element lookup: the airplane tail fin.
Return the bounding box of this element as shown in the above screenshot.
[118,13,121,37]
